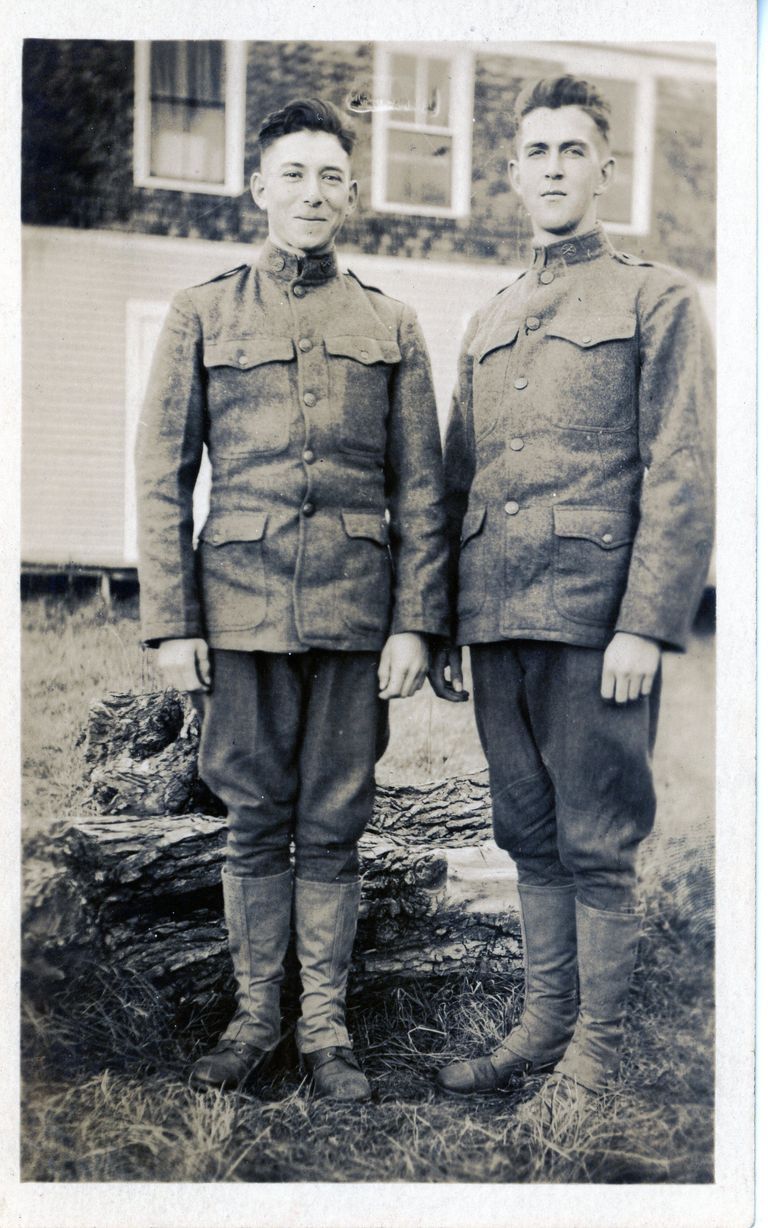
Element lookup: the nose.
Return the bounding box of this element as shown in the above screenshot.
[544,151,564,178]
[302,173,323,205]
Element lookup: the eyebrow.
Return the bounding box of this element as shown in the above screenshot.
[522,139,589,152]
[278,160,345,172]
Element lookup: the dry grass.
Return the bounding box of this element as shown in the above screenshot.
[20,592,715,1184]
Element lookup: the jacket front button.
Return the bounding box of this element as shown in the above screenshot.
[602,533,614,543]
[237,353,248,366]
[293,285,306,298]
[504,500,520,515]
[303,449,316,464]
[299,337,312,352]
[510,437,525,451]
[302,502,315,517]
[539,270,555,285]
[513,377,528,390]
[526,316,541,330]
[303,392,317,407]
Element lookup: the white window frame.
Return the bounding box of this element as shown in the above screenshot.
[133,40,246,197]
[499,43,660,237]
[371,43,474,220]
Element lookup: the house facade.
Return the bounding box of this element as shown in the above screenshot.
[21,39,716,568]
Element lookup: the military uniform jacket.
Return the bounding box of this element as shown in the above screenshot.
[136,241,450,650]
[443,227,714,651]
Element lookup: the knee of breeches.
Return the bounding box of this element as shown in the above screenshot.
[294,843,359,884]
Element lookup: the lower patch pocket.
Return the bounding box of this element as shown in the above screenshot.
[338,510,392,633]
[552,506,635,626]
[198,511,268,632]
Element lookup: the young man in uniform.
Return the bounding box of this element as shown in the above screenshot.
[136,99,449,1102]
[430,76,714,1123]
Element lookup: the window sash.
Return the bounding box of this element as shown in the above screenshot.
[133,41,245,196]
[372,45,473,219]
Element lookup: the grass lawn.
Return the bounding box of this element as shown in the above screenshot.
[21,593,715,1184]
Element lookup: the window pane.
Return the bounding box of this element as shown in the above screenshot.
[425,57,451,127]
[149,41,226,183]
[386,130,452,208]
[389,53,417,123]
[150,101,226,183]
[590,77,636,225]
[151,41,224,104]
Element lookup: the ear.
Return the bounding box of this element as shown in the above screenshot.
[508,158,522,197]
[346,179,359,216]
[594,155,615,198]
[250,169,267,212]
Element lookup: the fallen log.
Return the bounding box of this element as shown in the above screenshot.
[23,691,523,1013]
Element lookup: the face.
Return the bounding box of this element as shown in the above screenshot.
[250,129,358,256]
[508,105,614,243]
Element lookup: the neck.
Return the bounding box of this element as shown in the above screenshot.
[268,231,335,259]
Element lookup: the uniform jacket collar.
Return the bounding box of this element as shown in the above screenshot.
[257,240,339,285]
[531,226,612,269]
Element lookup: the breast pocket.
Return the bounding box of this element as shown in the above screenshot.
[198,511,268,632]
[325,336,401,458]
[545,316,637,431]
[469,322,521,441]
[552,506,636,627]
[204,336,295,456]
[337,510,392,632]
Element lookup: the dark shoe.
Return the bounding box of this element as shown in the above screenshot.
[189,1038,270,1091]
[436,1050,555,1096]
[303,1046,372,1102]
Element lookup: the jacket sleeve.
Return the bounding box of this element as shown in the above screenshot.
[615,274,715,650]
[384,305,451,639]
[442,315,479,640]
[135,291,206,646]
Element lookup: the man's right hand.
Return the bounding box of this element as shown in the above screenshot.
[427,643,469,703]
[156,638,212,693]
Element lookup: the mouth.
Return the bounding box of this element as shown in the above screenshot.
[541,191,567,198]
[295,216,329,222]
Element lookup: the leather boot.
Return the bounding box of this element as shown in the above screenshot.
[516,901,643,1131]
[437,882,578,1094]
[190,868,292,1091]
[294,877,371,1102]
[554,900,642,1092]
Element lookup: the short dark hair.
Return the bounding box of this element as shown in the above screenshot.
[256,98,356,161]
[512,75,611,144]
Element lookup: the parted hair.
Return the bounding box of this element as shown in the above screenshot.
[256,98,356,159]
[512,75,612,143]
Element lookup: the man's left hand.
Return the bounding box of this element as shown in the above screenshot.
[601,632,661,704]
[378,632,429,699]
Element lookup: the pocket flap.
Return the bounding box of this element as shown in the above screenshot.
[553,506,635,549]
[341,511,389,544]
[204,337,295,369]
[200,511,268,546]
[470,322,521,362]
[460,504,487,545]
[325,336,402,365]
[546,316,636,348]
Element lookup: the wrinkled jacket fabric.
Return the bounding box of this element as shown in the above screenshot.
[136,242,450,650]
[443,227,714,651]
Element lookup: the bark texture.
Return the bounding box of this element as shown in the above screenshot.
[24,691,523,1011]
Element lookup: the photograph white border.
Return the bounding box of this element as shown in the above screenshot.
[2,1,758,1225]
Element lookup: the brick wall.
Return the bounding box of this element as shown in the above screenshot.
[22,40,716,277]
